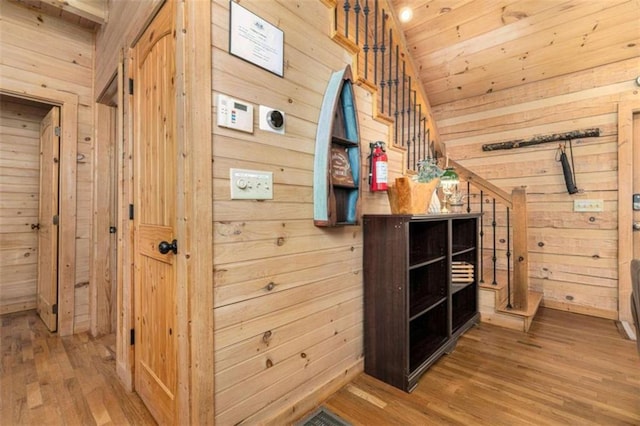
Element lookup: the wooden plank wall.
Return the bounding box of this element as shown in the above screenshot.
[0,96,49,314]
[93,0,162,95]
[0,0,94,332]
[211,0,398,423]
[433,57,640,319]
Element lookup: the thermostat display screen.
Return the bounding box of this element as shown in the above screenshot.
[234,102,247,112]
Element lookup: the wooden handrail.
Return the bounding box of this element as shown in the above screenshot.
[448,159,513,209]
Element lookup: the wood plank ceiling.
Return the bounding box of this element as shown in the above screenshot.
[389,0,640,106]
[9,0,106,29]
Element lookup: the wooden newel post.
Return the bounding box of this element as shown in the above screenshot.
[512,187,529,310]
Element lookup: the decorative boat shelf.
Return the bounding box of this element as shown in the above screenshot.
[313,65,361,227]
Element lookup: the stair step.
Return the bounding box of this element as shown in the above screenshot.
[496,291,543,318]
[478,268,509,306]
[489,291,542,332]
[478,268,508,289]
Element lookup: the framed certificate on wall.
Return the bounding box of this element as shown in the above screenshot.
[229,1,284,77]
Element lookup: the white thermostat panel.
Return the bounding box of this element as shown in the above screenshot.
[229,168,273,200]
[217,94,254,133]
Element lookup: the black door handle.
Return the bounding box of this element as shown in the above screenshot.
[158,239,178,255]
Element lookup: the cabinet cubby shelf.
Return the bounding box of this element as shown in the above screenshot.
[364,213,481,392]
[409,297,446,322]
[452,247,476,257]
[452,282,474,294]
[409,255,447,270]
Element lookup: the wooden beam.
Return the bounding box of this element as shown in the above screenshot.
[176,0,214,423]
[117,50,134,392]
[512,187,529,311]
[40,0,107,24]
[482,128,600,151]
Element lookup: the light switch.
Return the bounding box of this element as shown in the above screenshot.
[573,199,604,212]
[230,168,273,200]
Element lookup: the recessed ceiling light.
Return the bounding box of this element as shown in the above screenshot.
[399,7,413,23]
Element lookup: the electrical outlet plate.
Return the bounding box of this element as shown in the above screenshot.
[574,199,604,212]
[230,168,273,200]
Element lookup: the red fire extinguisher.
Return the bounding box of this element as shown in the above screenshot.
[369,141,388,192]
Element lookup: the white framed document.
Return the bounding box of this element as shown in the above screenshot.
[229,1,284,77]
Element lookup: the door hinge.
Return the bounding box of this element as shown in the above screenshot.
[129,204,134,220]
[54,126,61,137]
[130,329,135,345]
[128,78,134,95]
[52,215,59,225]
[52,304,58,314]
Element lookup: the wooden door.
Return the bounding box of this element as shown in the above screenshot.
[619,102,640,326]
[633,112,639,259]
[132,1,178,424]
[36,106,60,332]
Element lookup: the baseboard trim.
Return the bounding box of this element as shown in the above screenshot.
[254,358,363,425]
[621,320,637,341]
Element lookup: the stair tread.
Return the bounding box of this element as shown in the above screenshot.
[496,291,543,318]
[478,268,509,290]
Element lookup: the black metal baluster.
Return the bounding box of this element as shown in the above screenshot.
[479,191,485,284]
[393,41,398,146]
[506,207,512,309]
[407,79,412,169]
[466,181,471,213]
[424,120,429,160]
[417,105,422,162]
[492,198,497,286]
[431,140,435,162]
[344,0,350,39]
[380,10,385,114]
[401,60,406,154]
[354,0,360,45]
[412,89,417,169]
[363,0,369,80]
[373,0,378,84]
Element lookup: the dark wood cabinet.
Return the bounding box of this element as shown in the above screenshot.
[363,213,481,392]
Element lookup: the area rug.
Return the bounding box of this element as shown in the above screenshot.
[295,406,352,426]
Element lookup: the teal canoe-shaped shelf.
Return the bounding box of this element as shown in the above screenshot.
[314,65,361,227]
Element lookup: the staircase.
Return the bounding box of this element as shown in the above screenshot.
[479,270,543,332]
[323,0,542,331]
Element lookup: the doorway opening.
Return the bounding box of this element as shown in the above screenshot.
[0,94,60,332]
[0,85,78,337]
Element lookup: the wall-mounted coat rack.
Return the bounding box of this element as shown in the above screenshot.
[482,128,600,151]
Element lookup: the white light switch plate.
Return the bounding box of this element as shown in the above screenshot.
[230,168,273,200]
[574,199,604,212]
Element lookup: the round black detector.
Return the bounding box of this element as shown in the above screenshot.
[268,110,284,130]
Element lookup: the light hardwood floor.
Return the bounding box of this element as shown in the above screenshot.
[0,310,155,425]
[320,307,640,425]
[1,308,639,425]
